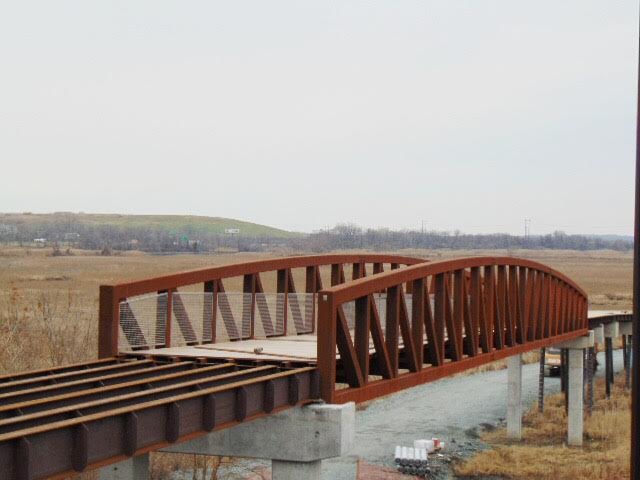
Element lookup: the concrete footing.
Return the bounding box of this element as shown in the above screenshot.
[273,459,322,480]
[99,453,149,480]
[507,354,523,440]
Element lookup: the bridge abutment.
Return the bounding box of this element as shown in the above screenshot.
[159,401,355,480]
[98,453,149,480]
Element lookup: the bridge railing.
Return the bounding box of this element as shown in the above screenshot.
[317,257,589,403]
[99,254,427,357]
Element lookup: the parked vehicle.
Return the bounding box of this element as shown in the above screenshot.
[544,347,598,377]
[544,347,562,376]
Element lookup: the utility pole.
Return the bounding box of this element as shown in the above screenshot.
[524,219,531,242]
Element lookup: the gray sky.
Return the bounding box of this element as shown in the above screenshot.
[1,1,638,235]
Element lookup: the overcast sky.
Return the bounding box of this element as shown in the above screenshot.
[1,1,638,235]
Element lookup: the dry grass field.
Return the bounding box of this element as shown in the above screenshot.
[0,246,632,374]
[455,374,631,479]
[0,246,632,479]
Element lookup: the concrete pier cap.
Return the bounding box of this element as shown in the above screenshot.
[161,402,356,462]
[554,330,595,350]
[619,322,632,336]
[593,325,604,344]
[604,322,619,339]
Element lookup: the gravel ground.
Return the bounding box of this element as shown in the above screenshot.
[171,350,624,480]
[323,349,624,480]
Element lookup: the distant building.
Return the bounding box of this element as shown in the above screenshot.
[224,228,240,234]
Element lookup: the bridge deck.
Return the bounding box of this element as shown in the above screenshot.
[126,310,624,364]
[124,334,375,363]
[0,357,317,480]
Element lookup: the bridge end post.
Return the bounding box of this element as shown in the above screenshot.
[98,285,120,358]
[507,354,523,440]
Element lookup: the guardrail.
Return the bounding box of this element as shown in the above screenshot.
[99,254,427,357]
[317,257,589,403]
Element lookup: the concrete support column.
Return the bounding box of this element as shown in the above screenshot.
[99,453,149,480]
[556,330,594,447]
[507,353,523,440]
[272,459,322,480]
[620,322,633,389]
[604,322,619,398]
[568,348,585,446]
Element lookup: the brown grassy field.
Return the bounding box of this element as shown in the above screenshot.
[0,246,632,479]
[0,246,632,373]
[455,374,631,479]
[0,247,631,307]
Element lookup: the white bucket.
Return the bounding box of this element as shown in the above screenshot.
[413,439,435,452]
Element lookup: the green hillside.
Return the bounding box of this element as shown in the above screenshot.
[0,212,297,238]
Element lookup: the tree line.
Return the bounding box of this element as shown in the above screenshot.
[0,221,632,253]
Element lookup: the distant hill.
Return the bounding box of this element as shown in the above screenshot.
[0,212,297,238]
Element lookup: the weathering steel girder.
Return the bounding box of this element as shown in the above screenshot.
[0,366,317,480]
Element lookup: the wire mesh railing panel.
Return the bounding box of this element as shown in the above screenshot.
[374,293,387,330]
[255,293,286,337]
[405,293,413,321]
[341,300,356,331]
[119,293,167,351]
[117,290,324,349]
[287,293,315,335]
[170,292,213,346]
[216,293,252,341]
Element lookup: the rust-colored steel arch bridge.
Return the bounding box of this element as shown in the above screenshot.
[0,254,599,479]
